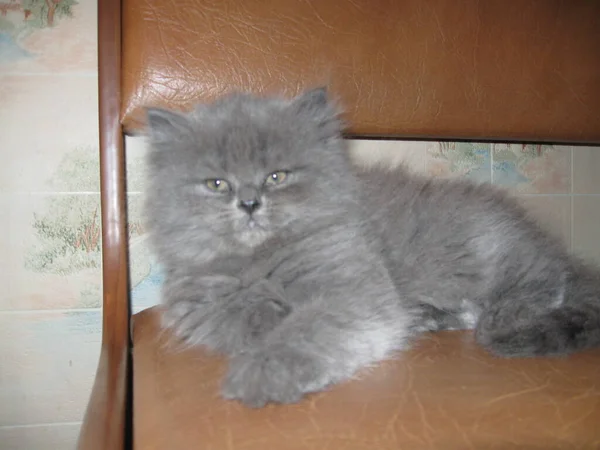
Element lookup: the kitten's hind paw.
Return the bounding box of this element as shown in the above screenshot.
[475,308,599,357]
[222,344,328,408]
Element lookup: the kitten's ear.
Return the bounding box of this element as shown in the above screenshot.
[145,107,192,144]
[292,87,329,112]
[291,87,344,139]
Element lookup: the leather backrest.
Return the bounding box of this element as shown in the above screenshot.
[122,0,600,142]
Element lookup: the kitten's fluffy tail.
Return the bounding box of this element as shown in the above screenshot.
[476,262,600,357]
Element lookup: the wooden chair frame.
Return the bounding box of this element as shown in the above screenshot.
[78,0,131,448]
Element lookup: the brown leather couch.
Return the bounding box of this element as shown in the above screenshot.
[78,1,600,449]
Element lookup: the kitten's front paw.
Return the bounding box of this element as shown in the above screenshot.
[222,344,327,408]
[243,299,291,342]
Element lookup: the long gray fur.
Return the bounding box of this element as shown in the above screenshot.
[144,88,600,408]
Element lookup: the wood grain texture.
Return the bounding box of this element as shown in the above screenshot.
[77,0,130,448]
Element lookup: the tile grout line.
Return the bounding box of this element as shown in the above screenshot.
[2,191,146,195]
[516,193,600,197]
[570,146,574,249]
[490,143,494,184]
[0,422,82,430]
[0,72,97,77]
[569,145,575,252]
[0,308,102,315]
[25,192,100,196]
[570,145,574,196]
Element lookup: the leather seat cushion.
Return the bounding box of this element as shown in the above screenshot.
[133,306,600,449]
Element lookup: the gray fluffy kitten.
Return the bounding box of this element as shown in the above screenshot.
[144,88,600,408]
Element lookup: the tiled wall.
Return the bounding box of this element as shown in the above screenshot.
[1,2,600,449]
[0,1,100,448]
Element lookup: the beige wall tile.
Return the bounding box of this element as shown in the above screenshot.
[0,311,100,425]
[349,139,431,171]
[572,196,600,267]
[349,139,491,182]
[0,76,99,193]
[0,423,81,450]
[572,146,600,194]
[126,136,150,193]
[517,196,571,248]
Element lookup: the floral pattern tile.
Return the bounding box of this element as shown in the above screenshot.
[0,0,96,73]
[352,140,573,194]
[131,256,163,313]
[1,193,102,310]
[492,144,571,194]
[425,142,491,182]
[128,193,162,312]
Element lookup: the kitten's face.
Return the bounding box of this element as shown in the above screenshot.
[176,143,307,249]
[145,89,354,261]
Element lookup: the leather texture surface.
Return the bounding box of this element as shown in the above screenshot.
[133,307,600,449]
[121,0,600,142]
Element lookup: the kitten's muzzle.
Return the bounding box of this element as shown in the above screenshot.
[238,198,261,215]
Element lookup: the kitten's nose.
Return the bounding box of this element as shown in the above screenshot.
[238,198,261,215]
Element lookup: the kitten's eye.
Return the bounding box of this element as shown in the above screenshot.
[205,179,230,192]
[264,171,289,186]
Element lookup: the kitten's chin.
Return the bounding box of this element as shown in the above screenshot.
[235,219,271,248]
[237,229,270,248]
